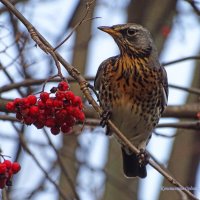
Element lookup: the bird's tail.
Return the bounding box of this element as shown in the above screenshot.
[121,147,147,178]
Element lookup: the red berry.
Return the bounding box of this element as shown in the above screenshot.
[73,96,83,109]
[13,98,23,106]
[55,109,67,120]
[29,106,39,117]
[50,127,60,135]
[55,91,65,100]
[20,108,29,116]
[58,81,69,91]
[0,163,7,174]
[64,116,75,127]
[38,100,45,109]
[44,107,54,116]
[77,112,85,121]
[12,162,21,174]
[33,121,44,129]
[27,95,37,105]
[45,118,55,127]
[65,91,75,102]
[73,96,81,104]
[53,100,63,108]
[23,116,35,125]
[3,160,12,169]
[21,98,30,106]
[40,92,49,103]
[72,107,85,121]
[65,106,74,115]
[7,169,13,179]
[61,124,71,133]
[46,98,54,107]
[6,102,15,111]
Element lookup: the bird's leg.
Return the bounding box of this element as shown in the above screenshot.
[137,149,150,167]
[100,110,112,128]
[100,110,112,136]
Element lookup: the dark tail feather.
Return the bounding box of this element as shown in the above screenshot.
[121,148,147,178]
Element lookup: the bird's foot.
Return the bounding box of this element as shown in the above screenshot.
[137,149,149,167]
[100,110,111,128]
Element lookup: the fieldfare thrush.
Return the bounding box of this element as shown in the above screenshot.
[94,23,168,178]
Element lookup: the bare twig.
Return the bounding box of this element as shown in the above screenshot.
[169,83,200,95]
[25,160,57,199]
[153,131,177,138]
[13,125,69,200]
[1,76,200,97]
[157,120,200,130]
[54,17,100,51]
[163,104,200,119]
[162,56,200,67]
[53,0,98,51]
[0,77,95,93]
[1,1,199,199]
[83,118,200,131]
[43,129,80,200]
[185,0,200,16]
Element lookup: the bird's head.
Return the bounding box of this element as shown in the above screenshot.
[98,23,155,58]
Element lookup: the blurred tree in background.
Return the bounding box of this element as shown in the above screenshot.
[0,0,200,200]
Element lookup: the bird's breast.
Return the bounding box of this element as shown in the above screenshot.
[98,57,163,147]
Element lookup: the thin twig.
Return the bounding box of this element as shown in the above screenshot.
[12,124,69,200]
[169,83,200,95]
[53,1,97,51]
[153,131,177,138]
[25,160,57,199]
[54,17,100,51]
[1,76,200,97]
[185,0,200,16]
[162,56,200,67]
[157,120,200,130]
[43,129,81,200]
[83,118,200,131]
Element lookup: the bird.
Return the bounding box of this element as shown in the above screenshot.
[94,23,168,178]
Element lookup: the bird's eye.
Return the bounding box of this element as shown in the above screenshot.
[127,28,137,36]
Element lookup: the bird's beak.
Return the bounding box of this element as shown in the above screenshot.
[98,26,119,37]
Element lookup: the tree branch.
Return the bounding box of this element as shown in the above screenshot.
[157,120,200,130]
[185,0,200,16]
[162,55,200,67]
[169,83,200,95]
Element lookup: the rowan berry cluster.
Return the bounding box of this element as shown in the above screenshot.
[6,81,85,135]
[0,159,21,189]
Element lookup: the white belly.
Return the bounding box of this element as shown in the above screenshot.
[111,102,153,149]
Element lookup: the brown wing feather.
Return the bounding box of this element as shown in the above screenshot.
[160,66,168,112]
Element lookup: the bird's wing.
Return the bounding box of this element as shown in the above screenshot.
[94,57,116,91]
[160,66,168,111]
[94,61,105,91]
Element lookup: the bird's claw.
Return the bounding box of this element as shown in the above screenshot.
[100,110,111,128]
[137,149,149,167]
